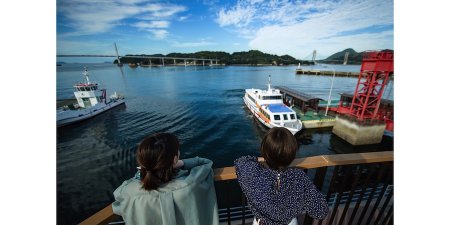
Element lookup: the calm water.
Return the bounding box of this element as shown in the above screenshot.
[56,63,393,225]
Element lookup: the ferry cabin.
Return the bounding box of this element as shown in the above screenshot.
[73,83,103,108]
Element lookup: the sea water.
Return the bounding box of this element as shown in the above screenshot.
[57,63,393,224]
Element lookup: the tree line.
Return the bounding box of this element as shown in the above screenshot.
[114,50,314,66]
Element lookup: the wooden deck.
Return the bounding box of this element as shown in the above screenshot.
[80,151,393,225]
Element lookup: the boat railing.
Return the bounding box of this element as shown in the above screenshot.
[79,151,393,225]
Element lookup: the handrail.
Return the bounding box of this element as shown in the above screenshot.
[79,151,393,225]
[214,151,393,181]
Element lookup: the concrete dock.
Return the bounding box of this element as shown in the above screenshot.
[295,69,360,77]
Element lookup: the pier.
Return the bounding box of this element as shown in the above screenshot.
[295,69,360,77]
[275,86,336,128]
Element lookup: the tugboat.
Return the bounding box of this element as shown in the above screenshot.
[243,75,302,134]
[57,68,125,127]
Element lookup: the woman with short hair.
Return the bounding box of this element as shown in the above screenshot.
[235,127,328,225]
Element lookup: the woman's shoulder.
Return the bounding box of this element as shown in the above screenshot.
[114,178,150,198]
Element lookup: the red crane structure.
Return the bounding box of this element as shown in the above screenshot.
[348,50,394,120]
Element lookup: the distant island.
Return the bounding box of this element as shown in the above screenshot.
[111,48,393,66]
[317,48,393,65]
[114,50,314,66]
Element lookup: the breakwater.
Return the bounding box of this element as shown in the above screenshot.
[296,69,360,77]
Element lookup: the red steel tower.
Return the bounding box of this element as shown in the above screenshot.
[349,50,394,120]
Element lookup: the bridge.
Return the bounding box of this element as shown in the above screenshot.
[57,54,220,66]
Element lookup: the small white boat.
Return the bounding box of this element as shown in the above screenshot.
[243,76,302,134]
[57,68,125,127]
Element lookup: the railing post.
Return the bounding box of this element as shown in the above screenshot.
[381,204,393,225]
[327,166,353,225]
[366,164,393,225]
[241,193,246,225]
[226,180,231,225]
[373,186,393,225]
[317,165,340,225]
[337,165,363,225]
[345,164,378,225]
[355,164,389,225]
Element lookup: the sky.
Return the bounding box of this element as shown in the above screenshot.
[57,0,393,60]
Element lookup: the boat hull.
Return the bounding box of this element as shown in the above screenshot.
[243,96,302,135]
[57,99,125,127]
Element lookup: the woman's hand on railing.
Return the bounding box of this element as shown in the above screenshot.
[173,159,184,169]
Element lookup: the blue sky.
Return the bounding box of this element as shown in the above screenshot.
[57,0,393,60]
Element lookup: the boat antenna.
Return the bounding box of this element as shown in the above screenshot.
[267,75,272,91]
[83,67,90,84]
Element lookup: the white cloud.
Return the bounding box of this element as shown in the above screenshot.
[58,0,186,36]
[216,1,255,27]
[215,0,393,58]
[133,21,170,29]
[149,30,169,40]
[178,15,191,21]
[139,3,186,19]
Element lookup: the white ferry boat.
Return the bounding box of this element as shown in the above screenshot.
[57,68,125,127]
[243,76,302,134]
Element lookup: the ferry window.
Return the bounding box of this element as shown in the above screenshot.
[80,87,85,91]
[263,96,281,100]
[290,114,295,120]
[249,95,256,103]
[283,114,288,120]
[274,115,280,120]
[86,87,91,91]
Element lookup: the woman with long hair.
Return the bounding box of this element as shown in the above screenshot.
[113,133,219,225]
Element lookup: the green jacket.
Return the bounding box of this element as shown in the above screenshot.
[112,157,219,225]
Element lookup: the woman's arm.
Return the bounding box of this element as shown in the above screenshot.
[181,157,213,170]
[234,156,260,192]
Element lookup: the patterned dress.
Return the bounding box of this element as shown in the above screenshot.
[234,156,328,225]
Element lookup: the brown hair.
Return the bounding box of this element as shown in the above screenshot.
[260,127,298,170]
[136,133,180,190]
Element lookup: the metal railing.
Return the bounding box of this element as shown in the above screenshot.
[79,151,393,225]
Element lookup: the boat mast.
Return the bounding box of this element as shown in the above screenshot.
[83,67,90,84]
[267,75,272,91]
